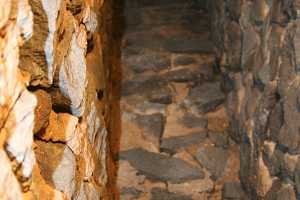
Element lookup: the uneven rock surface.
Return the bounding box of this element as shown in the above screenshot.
[116,1,243,199]
[210,0,300,198]
[0,0,117,199]
[2,0,300,199]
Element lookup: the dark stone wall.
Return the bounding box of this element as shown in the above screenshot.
[210,0,300,199]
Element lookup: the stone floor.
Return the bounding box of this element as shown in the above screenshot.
[116,1,246,199]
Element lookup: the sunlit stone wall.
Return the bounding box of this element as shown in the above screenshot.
[0,0,115,199]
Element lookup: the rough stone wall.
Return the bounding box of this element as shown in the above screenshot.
[210,0,300,199]
[115,1,247,199]
[0,0,115,199]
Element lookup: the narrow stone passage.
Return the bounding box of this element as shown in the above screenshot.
[116,1,246,199]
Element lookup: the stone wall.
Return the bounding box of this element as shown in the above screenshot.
[115,1,246,199]
[210,0,300,199]
[0,0,116,199]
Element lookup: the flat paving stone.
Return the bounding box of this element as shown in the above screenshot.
[119,148,204,183]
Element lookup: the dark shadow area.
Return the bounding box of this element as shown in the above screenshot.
[105,0,125,199]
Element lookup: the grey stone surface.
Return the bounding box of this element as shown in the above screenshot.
[181,113,207,128]
[196,146,228,180]
[135,113,165,139]
[160,132,207,154]
[164,37,214,53]
[123,51,170,73]
[120,148,204,183]
[174,56,196,66]
[222,181,246,199]
[164,68,204,82]
[120,187,142,199]
[185,82,225,114]
[150,188,193,200]
[121,76,167,97]
[208,132,228,148]
[149,93,173,105]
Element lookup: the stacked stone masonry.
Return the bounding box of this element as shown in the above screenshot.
[116,1,246,199]
[210,0,300,199]
[0,0,117,199]
[2,0,300,199]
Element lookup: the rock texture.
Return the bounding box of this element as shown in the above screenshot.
[0,0,116,199]
[210,0,300,198]
[2,0,300,199]
[116,1,243,199]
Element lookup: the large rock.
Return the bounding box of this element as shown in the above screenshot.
[58,26,87,116]
[19,0,62,86]
[34,140,76,199]
[120,148,204,183]
[5,90,37,178]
